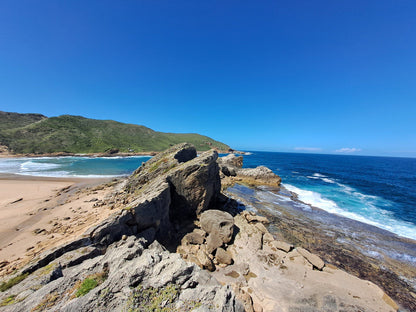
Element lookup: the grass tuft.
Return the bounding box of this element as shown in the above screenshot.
[0,273,29,292]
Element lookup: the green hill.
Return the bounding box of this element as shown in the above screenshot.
[0,111,47,131]
[0,112,230,154]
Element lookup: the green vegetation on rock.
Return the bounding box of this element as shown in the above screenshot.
[0,295,16,306]
[0,273,29,292]
[127,284,180,312]
[0,112,230,154]
[73,271,108,298]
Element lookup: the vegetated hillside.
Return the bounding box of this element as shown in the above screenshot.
[0,113,230,154]
[0,111,47,131]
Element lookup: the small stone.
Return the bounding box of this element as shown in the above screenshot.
[122,235,127,240]
[215,247,233,265]
[254,223,268,234]
[197,249,215,272]
[245,214,269,224]
[272,241,293,253]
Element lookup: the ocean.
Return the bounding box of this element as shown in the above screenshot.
[0,152,415,241]
[241,152,416,241]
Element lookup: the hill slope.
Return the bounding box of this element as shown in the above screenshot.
[0,111,47,131]
[0,113,230,154]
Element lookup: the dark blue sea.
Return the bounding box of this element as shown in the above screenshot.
[0,152,415,240]
[242,152,416,241]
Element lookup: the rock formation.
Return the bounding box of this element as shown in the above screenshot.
[218,154,282,188]
[0,143,242,311]
[0,144,400,312]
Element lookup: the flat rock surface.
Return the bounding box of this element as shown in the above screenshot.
[211,214,398,312]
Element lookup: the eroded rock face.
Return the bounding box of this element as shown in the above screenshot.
[0,237,244,312]
[125,142,197,192]
[200,210,234,244]
[218,154,282,188]
[167,150,221,218]
[237,166,282,187]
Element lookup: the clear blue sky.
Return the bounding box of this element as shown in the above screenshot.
[1,1,415,157]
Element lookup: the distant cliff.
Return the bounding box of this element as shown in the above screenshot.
[0,112,230,154]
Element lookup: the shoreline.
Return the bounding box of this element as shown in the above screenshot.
[0,174,118,277]
[225,184,416,311]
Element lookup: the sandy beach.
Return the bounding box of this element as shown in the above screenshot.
[0,174,118,277]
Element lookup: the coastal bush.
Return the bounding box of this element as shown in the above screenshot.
[0,273,29,292]
[72,271,108,298]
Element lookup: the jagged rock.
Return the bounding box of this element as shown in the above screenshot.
[125,142,197,191]
[182,232,205,245]
[218,154,242,177]
[236,166,281,187]
[219,154,243,168]
[200,210,234,244]
[243,212,270,224]
[206,232,224,254]
[126,177,172,239]
[216,247,233,265]
[297,247,325,270]
[272,240,293,253]
[1,238,243,311]
[167,149,221,218]
[197,249,216,272]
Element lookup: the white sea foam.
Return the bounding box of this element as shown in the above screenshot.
[20,161,62,172]
[282,183,416,240]
[322,178,336,184]
[284,184,339,212]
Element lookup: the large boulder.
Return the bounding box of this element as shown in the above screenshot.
[237,166,281,187]
[167,149,221,218]
[219,154,243,168]
[200,210,234,244]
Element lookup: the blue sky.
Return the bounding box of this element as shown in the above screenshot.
[1,1,415,157]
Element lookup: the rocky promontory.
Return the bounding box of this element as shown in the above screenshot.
[0,144,400,311]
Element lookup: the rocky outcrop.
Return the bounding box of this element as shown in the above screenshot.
[125,142,197,191]
[0,236,244,311]
[218,154,281,188]
[219,154,243,169]
[168,150,221,218]
[236,166,282,187]
[0,143,243,311]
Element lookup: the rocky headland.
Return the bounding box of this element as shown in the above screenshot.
[0,143,401,311]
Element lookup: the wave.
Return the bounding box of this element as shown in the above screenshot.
[20,161,62,172]
[283,183,416,240]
